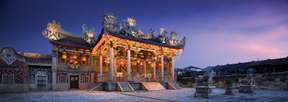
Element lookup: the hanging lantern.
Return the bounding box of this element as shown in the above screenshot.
[82,56,87,62]
[151,63,156,68]
[61,54,67,59]
[72,55,77,59]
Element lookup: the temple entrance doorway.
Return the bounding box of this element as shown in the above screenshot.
[70,75,79,89]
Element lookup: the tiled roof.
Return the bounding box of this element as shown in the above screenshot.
[49,32,91,49]
[20,52,52,65]
[108,32,184,49]
[48,29,184,49]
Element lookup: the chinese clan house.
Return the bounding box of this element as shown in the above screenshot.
[43,14,185,91]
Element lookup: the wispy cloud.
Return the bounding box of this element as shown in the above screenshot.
[176,5,288,68]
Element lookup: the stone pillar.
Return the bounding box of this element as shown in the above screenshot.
[171,57,175,82]
[153,62,156,80]
[99,55,103,81]
[91,73,95,83]
[160,55,164,81]
[52,51,57,90]
[144,61,147,78]
[114,59,117,74]
[109,45,114,81]
[127,48,132,81]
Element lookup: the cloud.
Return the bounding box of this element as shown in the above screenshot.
[174,1,288,68]
[229,41,284,58]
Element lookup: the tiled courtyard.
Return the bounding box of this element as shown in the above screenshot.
[0,88,288,102]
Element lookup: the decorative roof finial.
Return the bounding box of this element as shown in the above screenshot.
[127,17,136,27]
[103,13,119,33]
[148,28,156,38]
[42,20,63,41]
[169,32,177,45]
[159,27,167,43]
[160,28,166,35]
[82,24,96,44]
[47,20,61,32]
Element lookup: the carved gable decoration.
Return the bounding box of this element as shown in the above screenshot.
[0,48,17,65]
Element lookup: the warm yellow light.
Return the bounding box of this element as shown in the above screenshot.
[82,57,87,62]
[72,55,77,59]
[62,55,66,59]
[151,63,156,68]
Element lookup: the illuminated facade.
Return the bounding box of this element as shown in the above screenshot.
[0,14,185,92]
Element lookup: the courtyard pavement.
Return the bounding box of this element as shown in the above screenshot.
[0,88,288,102]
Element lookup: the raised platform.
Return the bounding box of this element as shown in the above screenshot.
[141,82,166,91]
[90,82,168,91]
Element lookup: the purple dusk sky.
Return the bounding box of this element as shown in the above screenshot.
[0,0,288,68]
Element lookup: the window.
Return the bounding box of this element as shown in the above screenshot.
[30,74,35,84]
[57,73,67,83]
[80,74,89,83]
[36,71,48,88]
[37,76,48,88]
[2,74,14,84]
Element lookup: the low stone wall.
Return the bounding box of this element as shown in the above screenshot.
[79,83,96,90]
[0,84,29,93]
[256,81,288,90]
[53,83,69,91]
[255,74,288,90]
[212,73,288,90]
[29,83,52,91]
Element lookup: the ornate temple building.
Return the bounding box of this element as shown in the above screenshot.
[0,14,185,92]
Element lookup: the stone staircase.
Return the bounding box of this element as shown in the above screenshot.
[167,81,181,89]
[141,82,166,91]
[117,82,135,92]
[89,83,103,91]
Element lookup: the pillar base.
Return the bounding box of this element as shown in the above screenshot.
[104,82,118,91]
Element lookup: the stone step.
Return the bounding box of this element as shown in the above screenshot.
[89,83,103,91]
[117,82,134,92]
[167,82,177,89]
[141,82,166,91]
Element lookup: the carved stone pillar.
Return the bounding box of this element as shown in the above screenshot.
[91,72,94,83]
[127,48,132,81]
[99,54,103,81]
[144,61,147,78]
[161,55,164,81]
[153,62,156,81]
[171,57,175,81]
[52,50,57,90]
[109,44,114,81]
